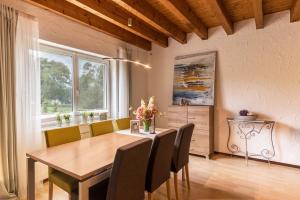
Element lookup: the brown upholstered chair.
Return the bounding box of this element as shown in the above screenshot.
[89,138,153,200]
[145,129,177,200]
[171,123,195,200]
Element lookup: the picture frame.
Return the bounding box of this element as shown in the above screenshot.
[130,120,140,134]
[173,51,216,106]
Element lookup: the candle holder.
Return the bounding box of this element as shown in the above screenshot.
[150,116,156,134]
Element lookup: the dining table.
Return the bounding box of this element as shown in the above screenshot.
[26,128,168,200]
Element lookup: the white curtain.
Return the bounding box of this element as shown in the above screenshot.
[0,4,18,200]
[15,13,43,199]
[109,47,130,119]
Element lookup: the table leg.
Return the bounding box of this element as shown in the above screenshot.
[79,181,89,200]
[27,157,36,200]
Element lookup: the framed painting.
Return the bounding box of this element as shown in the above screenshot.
[172,51,216,106]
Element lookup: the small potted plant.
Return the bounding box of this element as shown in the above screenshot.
[63,114,71,125]
[81,112,88,124]
[56,113,62,127]
[89,112,94,122]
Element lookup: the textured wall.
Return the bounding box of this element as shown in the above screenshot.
[149,11,300,166]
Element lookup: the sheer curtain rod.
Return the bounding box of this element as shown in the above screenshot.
[0,3,37,21]
[19,12,37,21]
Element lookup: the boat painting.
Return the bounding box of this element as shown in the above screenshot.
[172,52,216,106]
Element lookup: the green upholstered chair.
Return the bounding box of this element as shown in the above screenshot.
[90,120,114,137]
[114,118,131,131]
[44,126,81,200]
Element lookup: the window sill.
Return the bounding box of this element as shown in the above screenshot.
[41,110,109,131]
[41,118,112,132]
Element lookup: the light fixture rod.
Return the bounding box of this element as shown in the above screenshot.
[103,57,151,69]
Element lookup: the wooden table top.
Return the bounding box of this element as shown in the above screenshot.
[26,133,144,181]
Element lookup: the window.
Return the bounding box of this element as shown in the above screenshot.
[78,58,106,111]
[40,44,108,117]
[40,51,73,114]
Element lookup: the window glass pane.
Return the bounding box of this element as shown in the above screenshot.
[79,59,105,110]
[40,51,73,114]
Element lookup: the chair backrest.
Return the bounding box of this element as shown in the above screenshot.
[44,126,81,175]
[90,120,114,137]
[114,118,131,131]
[171,123,195,173]
[106,138,153,200]
[145,129,177,193]
[44,126,81,148]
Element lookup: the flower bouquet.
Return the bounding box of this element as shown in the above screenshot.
[134,96,158,132]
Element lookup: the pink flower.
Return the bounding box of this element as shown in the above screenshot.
[134,97,159,121]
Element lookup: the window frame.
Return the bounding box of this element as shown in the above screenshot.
[40,43,109,124]
[76,53,108,112]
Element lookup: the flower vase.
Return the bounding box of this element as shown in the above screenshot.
[65,120,70,126]
[82,116,88,124]
[143,120,151,132]
[89,116,94,123]
[57,120,62,127]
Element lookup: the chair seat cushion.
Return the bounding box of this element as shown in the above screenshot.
[49,170,78,193]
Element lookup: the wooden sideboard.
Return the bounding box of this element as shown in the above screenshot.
[168,105,214,159]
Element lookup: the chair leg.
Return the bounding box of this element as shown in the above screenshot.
[166,179,171,200]
[185,164,190,190]
[148,192,152,200]
[49,181,53,200]
[174,172,179,200]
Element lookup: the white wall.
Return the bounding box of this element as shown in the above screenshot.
[149,11,300,166]
[2,0,150,109]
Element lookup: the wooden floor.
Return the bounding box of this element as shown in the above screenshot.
[36,154,300,200]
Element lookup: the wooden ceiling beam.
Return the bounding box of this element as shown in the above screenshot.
[252,0,264,29]
[114,0,187,44]
[26,0,151,51]
[207,0,234,35]
[291,0,300,22]
[159,0,208,40]
[65,0,168,47]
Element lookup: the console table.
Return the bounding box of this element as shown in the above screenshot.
[227,118,275,166]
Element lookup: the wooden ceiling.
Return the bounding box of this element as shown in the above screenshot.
[26,0,300,51]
